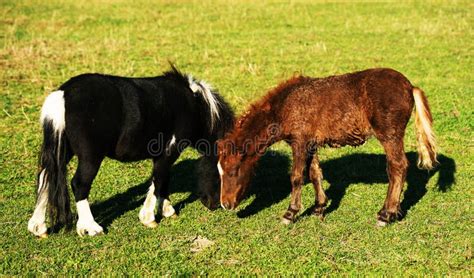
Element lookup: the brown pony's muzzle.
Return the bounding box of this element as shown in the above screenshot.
[220,190,241,210]
[221,201,234,210]
[220,196,238,210]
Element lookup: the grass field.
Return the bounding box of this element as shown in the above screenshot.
[1,0,473,275]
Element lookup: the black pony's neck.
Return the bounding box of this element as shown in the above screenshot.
[193,92,235,157]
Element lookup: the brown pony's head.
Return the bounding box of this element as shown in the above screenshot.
[217,139,259,210]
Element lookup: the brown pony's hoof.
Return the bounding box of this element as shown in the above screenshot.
[313,206,326,220]
[281,217,292,225]
[144,221,158,228]
[377,208,400,227]
[281,210,297,225]
[314,213,325,221]
[376,220,388,227]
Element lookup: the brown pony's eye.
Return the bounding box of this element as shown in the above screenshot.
[229,169,238,177]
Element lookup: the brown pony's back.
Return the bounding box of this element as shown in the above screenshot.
[276,68,414,148]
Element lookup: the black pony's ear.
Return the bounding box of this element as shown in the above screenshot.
[167,60,179,73]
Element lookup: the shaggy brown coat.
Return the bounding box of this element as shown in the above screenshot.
[218,68,437,225]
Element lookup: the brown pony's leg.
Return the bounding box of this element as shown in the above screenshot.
[377,139,408,226]
[282,142,306,224]
[309,152,327,219]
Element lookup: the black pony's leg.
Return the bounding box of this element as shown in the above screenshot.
[154,149,181,218]
[139,147,180,227]
[72,156,104,236]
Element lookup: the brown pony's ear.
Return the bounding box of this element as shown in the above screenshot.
[216,139,223,155]
[236,118,245,128]
[236,110,251,128]
[217,139,230,157]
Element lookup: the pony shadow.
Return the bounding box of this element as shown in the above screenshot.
[90,151,455,228]
[236,151,455,220]
[90,152,290,229]
[91,159,200,230]
[237,151,291,218]
[300,152,456,219]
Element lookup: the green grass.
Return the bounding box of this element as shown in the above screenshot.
[1,0,473,275]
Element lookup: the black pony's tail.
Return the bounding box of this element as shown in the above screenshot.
[38,90,72,230]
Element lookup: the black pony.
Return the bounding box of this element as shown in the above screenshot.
[28,65,234,237]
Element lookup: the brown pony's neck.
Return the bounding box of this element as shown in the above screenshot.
[232,108,277,157]
[227,75,309,156]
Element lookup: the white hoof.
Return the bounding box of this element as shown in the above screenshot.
[159,198,176,218]
[139,207,156,227]
[139,182,157,226]
[76,220,104,237]
[281,217,292,225]
[28,218,48,237]
[38,233,48,239]
[143,221,158,228]
[376,220,388,227]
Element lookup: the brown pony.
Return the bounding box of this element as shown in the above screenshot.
[217,68,437,226]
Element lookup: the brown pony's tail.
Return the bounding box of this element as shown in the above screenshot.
[413,87,438,169]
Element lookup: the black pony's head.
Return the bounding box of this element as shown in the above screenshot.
[164,63,235,210]
[195,91,235,210]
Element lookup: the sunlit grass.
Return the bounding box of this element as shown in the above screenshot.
[0,0,472,275]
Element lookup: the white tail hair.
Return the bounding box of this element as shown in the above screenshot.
[40,90,66,134]
[413,87,437,169]
[187,75,221,131]
[40,90,66,160]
